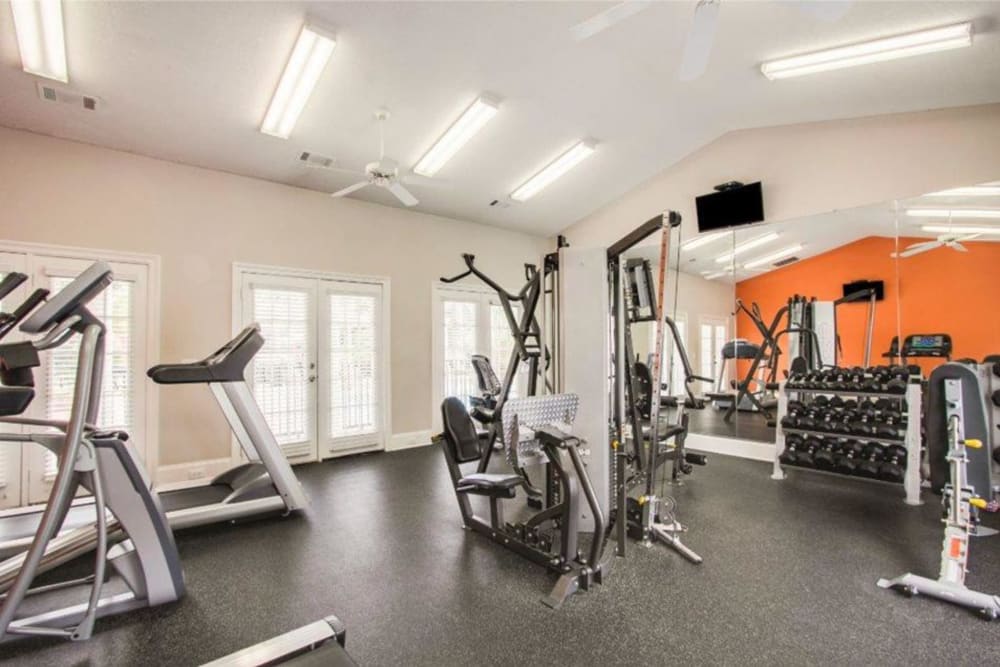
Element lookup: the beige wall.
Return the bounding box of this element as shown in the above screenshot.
[561,104,1000,247]
[0,127,548,467]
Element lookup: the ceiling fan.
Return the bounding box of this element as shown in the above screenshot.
[891,233,981,258]
[330,109,434,207]
[569,0,853,81]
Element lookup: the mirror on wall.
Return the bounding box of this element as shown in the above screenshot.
[892,180,1000,376]
[667,201,907,444]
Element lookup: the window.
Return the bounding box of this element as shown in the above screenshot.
[0,246,154,508]
[442,300,479,403]
[433,288,528,429]
[43,277,138,480]
[238,266,388,461]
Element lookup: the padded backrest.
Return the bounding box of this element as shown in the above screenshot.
[441,397,482,463]
[471,354,502,396]
[926,363,992,496]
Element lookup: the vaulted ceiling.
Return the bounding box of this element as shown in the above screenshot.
[1,1,998,236]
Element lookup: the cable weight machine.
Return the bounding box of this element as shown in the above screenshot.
[440,254,555,507]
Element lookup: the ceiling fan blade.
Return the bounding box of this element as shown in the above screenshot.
[950,242,969,253]
[569,1,651,41]
[894,240,941,258]
[331,181,370,198]
[796,0,853,23]
[387,182,419,207]
[677,0,720,81]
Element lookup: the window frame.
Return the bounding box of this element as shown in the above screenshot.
[0,240,160,497]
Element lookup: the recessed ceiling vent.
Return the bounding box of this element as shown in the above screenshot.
[299,151,335,169]
[36,82,100,111]
[774,256,799,267]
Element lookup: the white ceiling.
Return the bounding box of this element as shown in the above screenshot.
[1,1,999,236]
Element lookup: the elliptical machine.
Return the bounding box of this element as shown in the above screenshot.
[0,263,184,642]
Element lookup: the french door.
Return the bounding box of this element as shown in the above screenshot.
[0,248,151,508]
[238,267,387,462]
[432,287,526,430]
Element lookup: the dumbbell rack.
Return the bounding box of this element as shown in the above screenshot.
[771,380,924,506]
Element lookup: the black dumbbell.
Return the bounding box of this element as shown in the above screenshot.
[878,444,907,483]
[813,395,830,408]
[855,443,886,478]
[796,436,824,468]
[813,439,842,471]
[876,422,904,441]
[781,415,799,431]
[779,434,804,466]
[834,441,866,475]
[991,390,1000,408]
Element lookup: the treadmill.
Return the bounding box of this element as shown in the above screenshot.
[0,320,308,569]
[203,616,357,667]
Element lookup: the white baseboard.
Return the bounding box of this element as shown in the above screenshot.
[155,457,234,491]
[388,430,433,452]
[686,432,777,462]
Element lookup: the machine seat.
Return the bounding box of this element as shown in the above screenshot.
[456,472,522,498]
[470,406,497,424]
[0,386,34,417]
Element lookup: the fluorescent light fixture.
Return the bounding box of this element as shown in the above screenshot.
[926,183,1000,197]
[906,208,1000,219]
[511,141,596,202]
[702,269,734,281]
[413,96,499,177]
[743,244,804,269]
[10,0,68,82]
[714,232,779,264]
[681,231,729,251]
[260,22,336,139]
[761,22,973,80]
[922,225,1000,235]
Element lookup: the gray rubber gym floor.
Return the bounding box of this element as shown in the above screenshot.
[3,445,998,665]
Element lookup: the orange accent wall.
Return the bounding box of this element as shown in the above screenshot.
[734,236,1000,376]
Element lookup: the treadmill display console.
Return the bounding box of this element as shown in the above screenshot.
[902,333,952,358]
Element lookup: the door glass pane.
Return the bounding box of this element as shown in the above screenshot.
[252,287,310,446]
[44,277,135,478]
[329,293,378,439]
[443,300,478,405]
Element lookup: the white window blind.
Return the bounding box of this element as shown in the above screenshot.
[44,278,135,479]
[251,287,311,447]
[443,300,478,405]
[328,293,378,439]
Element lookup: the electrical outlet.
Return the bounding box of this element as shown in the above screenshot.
[187,468,206,480]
